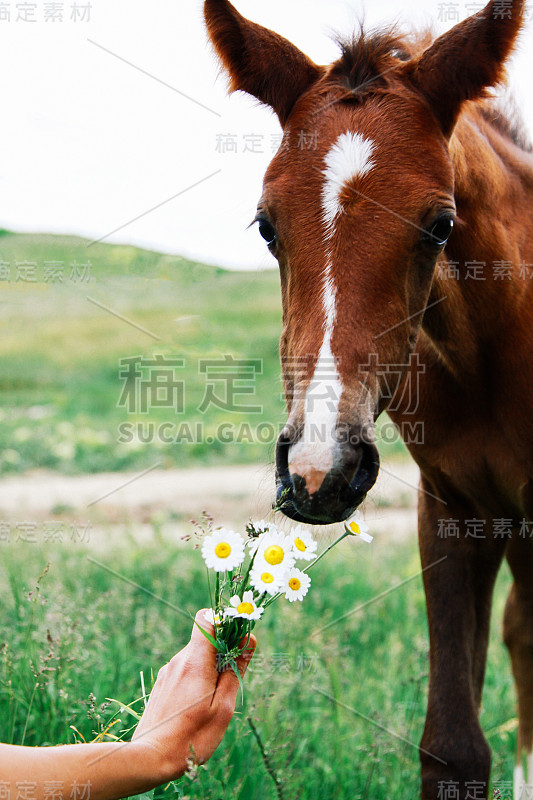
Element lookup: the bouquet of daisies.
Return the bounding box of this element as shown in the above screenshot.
[195,512,372,684]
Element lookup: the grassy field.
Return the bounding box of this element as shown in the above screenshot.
[0,231,407,476]
[2,231,512,799]
[0,533,517,800]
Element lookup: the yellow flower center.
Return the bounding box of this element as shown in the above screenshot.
[349,522,361,535]
[288,577,301,591]
[264,545,284,565]
[215,542,231,558]
[261,572,274,583]
[294,537,307,552]
[237,602,254,615]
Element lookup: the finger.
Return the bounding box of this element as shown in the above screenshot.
[236,633,256,678]
[189,608,217,648]
[180,609,219,675]
[215,634,256,702]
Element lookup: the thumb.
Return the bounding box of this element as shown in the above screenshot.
[187,609,219,668]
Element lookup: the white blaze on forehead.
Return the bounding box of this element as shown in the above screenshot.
[290,307,343,477]
[289,130,375,481]
[322,130,376,231]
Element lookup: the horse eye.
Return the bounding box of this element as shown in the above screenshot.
[258,219,277,247]
[424,216,454,248]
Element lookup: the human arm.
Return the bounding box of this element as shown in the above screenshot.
[0,610,255,800]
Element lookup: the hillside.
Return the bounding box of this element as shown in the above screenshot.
[0,231,405,474]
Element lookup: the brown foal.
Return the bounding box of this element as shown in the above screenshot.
[204,1,533,797]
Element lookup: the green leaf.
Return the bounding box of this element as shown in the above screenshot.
[194,621,221,650]
[229,656,245,703]
[105,698,142,721]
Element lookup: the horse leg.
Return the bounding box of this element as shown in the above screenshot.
[503,536,533,798]
[418,482,507,800]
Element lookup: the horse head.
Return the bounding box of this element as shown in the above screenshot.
[205,0,525,524]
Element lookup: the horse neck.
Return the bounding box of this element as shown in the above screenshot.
[421,105,533,380]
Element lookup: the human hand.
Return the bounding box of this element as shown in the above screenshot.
[131,609,255,782]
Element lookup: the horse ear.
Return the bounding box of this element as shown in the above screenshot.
[204,0,322,126]
[405,0,525,137]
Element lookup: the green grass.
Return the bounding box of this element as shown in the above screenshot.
[0,534,517,799]
[0,232,407,475]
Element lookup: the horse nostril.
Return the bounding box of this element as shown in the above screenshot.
[342,443,363,479]
[352,440,380,495]
[275,430,292,482]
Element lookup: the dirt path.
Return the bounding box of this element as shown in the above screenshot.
[0,458,420,548]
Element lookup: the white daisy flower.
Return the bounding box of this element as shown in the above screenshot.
[204,608,223,625]
[345,511,373,543]
[252,531,296,573]
[282,568,311,602]
[249,564,282,596]
[201,528,245,572]
[290,526,318,562]
[224,590,264,621]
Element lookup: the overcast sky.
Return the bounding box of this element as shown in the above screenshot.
[0,0,531,269]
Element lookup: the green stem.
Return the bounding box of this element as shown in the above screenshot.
[247,717,286,800]
[303,530,350,574]
[237,548,257,597]
[205,567,224,644]
[21,681,38,746]
[207,567,215,614]
[263,590,281,609]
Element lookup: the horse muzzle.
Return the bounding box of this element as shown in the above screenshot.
[275,426,380,525]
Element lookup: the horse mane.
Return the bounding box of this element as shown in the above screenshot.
[323,27,532,153]
[329,27,424,94]
[478,93,532,153]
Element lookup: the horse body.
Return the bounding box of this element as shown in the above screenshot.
[390,103,533,798]
[395,103,533,518]
[204,1,533,796]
